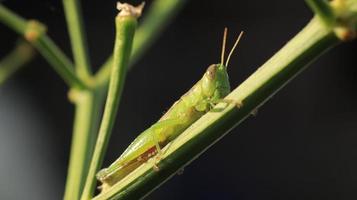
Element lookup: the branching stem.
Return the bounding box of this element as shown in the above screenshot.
[80,4,141,199]
[0,4,87,88]
[0,41,35,85]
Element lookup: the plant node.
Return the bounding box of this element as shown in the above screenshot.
[68,88,87,103]
[117,2,145,17]
[306,0,357,41]
[330,0,357,40]
[24,20,46,42]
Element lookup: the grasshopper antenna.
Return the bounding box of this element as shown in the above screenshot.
[220,27,228,65]
[225,31,244,67]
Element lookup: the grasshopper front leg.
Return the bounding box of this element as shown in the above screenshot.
[195,98,243,113]
[217,98,243,109]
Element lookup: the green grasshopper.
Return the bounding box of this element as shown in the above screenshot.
[97,28,243,191]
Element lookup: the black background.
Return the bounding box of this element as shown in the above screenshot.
[0,0,357,199]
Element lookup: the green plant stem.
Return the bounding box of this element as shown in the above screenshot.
[62,1,95,198]
[81,8,139,200]
[64,89,104,200]
[93,17,341,200]
[306,0,335,26]
[0,4,26,33]
[94,0,186,87]
[0,41,35,85]
[63,0,92,79]
[0,4,87,89]
[35,35,87,88]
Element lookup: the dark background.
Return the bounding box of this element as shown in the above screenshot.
[0,0,356,199]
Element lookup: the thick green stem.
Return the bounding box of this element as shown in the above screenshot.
[94,0,186,87]
[0,41,35,85]
[63,0,92,79]
[81,4,140,199]
[93,17,341,200]
[0,4,87,89]
[64,89,104,200]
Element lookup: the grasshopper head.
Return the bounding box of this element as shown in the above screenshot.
[201,29,242,101]
[201,64,230,99]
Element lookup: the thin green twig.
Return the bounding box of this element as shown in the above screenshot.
[94,0,186,87]
[81,3,142,199]
[0,4,87,89]
[0,41,35,85]
[63,0,92,79]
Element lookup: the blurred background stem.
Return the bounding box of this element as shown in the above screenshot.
[0,41,35,85]
[0,4,86,89]
[63,0,92,79]
[62,0,94,199]
[64,90,101,200]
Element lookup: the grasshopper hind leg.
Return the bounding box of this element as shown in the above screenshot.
[148,118,184,170]
[150,132,162,171]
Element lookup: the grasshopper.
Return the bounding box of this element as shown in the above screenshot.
[97,28,243,191]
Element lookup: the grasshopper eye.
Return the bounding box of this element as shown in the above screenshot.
[206,64,217,80]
